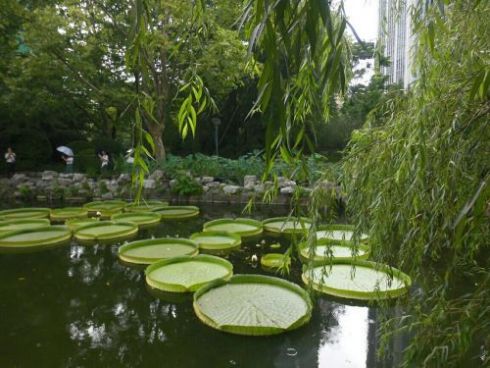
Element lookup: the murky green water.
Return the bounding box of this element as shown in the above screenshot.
[0,204,401,367]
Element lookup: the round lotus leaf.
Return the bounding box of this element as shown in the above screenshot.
[74,221,138,245]
[203,218,263,237]
[65,218,99,231]
[50,207,88,222]
[262,217,312,235]
[152,206,199,219]
[260,253,291,270]
[0,226,72,254]
[118,237,199,265]
[316,224,368,243]
[111,211,161,228]
[302,260,411,300]
[299,239,370,264]
[83,200,127,217]
[0,219,51,235]
[190,231,241,254]
[125,200,169,212]
[0,208,50,220]
[194,274,312,336]
[145,255,233,293]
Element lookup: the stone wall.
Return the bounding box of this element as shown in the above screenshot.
[0,171,338,206]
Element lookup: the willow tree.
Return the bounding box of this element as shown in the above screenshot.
[342,1,489,366]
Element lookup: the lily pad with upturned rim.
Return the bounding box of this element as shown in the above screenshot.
[83,200,127,217]
[0,208,51,220]
[124,200,169,212]
[145,255,233,293]
[65,218,99,231]
[193,274,312,336]
[74,221,138,245]
[0,219,51,235]
[118,237,199,265]
[203,218,263,238]
[152,206,200,219]
[316,224,368,243]
[0,226,72,253]
[301,260,411,300]
[262,217,312,235]
[50,207,88,222]
[260,253,291,270]
[111,211,161,228]
[190,231,241,254]
[299,239,370,264]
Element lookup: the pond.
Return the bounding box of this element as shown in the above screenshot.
[0,204,403,367]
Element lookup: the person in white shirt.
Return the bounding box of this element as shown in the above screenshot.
[62,154,74,173]
[4,147,16,177]
[98,150,109,173]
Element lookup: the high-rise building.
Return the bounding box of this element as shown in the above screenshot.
[378,0,417,89]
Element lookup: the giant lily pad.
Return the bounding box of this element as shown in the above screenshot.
[260,253,291,270]
[302,260,411,300]
[0,226,72,253]
[0,208,50,220]
[0,219,51,235]
[194,274,312,336]
[203,218,263,237]
[146,255,233,292]
[111,211,161,228]
[316,224,368,243]
[299,239,370,264]
[74,221,138,245]
[50,207,88,222]
[65,218,99,231]
[153,206,199,219]
[83,200,127,217]
[262,217,312,235]
[190,231,241,254]
[118,238,199,264]
[125,200,169,212]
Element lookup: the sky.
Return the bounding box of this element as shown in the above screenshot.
[343,0,379,42]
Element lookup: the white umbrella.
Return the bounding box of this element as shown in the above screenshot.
[56,146,74,156]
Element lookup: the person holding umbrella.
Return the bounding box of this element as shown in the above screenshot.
[57,146,75,173]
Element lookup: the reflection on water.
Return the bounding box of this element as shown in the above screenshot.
[0,204,401,368]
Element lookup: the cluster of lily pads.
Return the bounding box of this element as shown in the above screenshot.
[0,202,412,336]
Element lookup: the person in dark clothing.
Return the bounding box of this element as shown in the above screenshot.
[4,147,16,177]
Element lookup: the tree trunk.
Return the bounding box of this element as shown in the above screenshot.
[147,122,166,161]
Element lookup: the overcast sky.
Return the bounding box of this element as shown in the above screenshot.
[344,0,379,42]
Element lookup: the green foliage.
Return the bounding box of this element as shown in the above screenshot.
[342,2,489,366]
[171,172,203,197]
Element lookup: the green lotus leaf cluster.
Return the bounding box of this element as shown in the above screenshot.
[260,253,291,270]
[0,219,51,235]
[0,226,72,254]
[50,207,88,222]
[0,208,51,220]
[74,220,138,245]
[118,238,199,264]
[203,218,263,237]
[146,255,233,293]
[83,200,128,218]
[315,224,368,243]
[302,260,411,300]
[299,238,370,264]
[190,231,241,254]
[193,274,312,336]
[65,218,99,231]
[124,200,169,212]
[111,211,161,228]
[262,217,312,235]
[152,205,200,219]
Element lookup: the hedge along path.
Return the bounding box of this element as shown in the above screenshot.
[118,238,199,265]
[145,255,233,293]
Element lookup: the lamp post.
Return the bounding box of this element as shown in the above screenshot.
[211,117,221,156]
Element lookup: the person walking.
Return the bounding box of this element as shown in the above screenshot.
[4,147,16,177]
[98,150,109,174]
[62,154,74,173]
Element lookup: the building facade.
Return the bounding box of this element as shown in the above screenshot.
[378,0,417,89]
